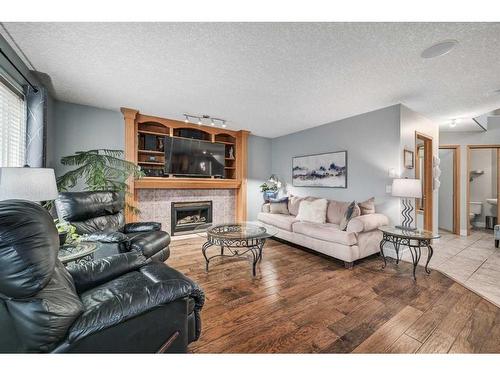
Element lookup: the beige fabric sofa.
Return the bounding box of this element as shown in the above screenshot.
[257,196,389,268]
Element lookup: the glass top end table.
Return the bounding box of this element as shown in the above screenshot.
[58,241,98,265]
[196,222,277,276]
[379,226,440,280]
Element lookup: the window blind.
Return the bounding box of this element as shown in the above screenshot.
[0,78,27,167]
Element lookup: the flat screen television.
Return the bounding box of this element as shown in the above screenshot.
[164,136,225,177]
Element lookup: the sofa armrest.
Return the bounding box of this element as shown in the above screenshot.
[123,222,161,233]
[82,231,129,243]
[347,213,389,233]
[67,252,149,293]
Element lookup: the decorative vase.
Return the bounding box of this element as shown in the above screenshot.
[263,191,278,202]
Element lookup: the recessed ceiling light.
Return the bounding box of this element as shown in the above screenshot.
[449,119,457,128]
[421,40,459,59]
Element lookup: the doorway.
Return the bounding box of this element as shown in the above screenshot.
[438,145,460,235]
[415,132,433,232]
[467,145,500,236]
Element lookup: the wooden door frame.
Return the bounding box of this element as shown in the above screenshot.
[466,145,500,235]
[439,145,461,235]
[415,132,433,232]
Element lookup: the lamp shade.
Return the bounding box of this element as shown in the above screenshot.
[391,178,422,198]
[0,167,58,201]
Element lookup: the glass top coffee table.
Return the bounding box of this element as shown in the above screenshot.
[379,226,440,280]
[196,222,277,277]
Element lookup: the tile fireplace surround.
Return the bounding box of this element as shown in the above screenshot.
[137,189,236,235]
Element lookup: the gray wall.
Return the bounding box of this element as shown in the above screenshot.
[247,135,272,220]
[52,101,124,181]
[438,148,454,231]
[270,105,402,224]
[440,122,500,234]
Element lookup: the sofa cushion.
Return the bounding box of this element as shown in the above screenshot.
[292,221,357,246]
[257,212,298,232]
[359,197,376,215]
[269,197,289,215]
[296,198,328,224]
[288,195,305,216]
[326,199,350,224]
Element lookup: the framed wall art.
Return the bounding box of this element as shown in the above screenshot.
[404,148,414,169]
[292,151,347,188]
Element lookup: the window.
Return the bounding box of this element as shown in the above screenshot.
[0,77,27,167]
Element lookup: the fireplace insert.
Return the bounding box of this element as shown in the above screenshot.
[171,201,213,235]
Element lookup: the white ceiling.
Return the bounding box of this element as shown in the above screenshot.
[3,22,500,138]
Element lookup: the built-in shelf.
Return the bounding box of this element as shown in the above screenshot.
[135,177,241,190]
[138,130,168,137]
[122,107,249,221]
[138,161,164,166]
[138,149,164,155]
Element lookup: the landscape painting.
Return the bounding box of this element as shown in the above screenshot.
[292,151,347,188]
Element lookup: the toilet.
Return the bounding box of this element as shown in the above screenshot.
[469,201,483,228]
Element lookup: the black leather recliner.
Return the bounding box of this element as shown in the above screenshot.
[55,191,170,261]
[0,200,204,353]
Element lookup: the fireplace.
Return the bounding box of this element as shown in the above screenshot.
[171,201,213,235]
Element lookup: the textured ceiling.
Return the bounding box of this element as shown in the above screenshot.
[3,22,500,137]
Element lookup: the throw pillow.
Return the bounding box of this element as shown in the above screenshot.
[269,197,289,215]
[340,201,361,231]
[288,194,305,216]
[296,198,328,224]
[359,197,376,215]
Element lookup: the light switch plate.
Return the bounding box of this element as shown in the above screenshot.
[386,185,392,194]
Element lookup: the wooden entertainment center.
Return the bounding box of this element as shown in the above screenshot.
[121,108,249,223]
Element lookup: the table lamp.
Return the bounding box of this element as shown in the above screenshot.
[392,178,422,231]
[0,167,58,202]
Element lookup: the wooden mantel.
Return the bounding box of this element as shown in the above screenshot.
[121,108,250,223]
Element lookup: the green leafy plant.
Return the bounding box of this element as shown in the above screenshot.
[259,182,278,193]
[56,149,144,214]
[54,219,80,243]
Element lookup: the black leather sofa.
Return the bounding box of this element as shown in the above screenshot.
[55,191,170,261]
[0,200,204,353]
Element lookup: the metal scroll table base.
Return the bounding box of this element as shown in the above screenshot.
[379,233,433,281]
[202,237,266,277]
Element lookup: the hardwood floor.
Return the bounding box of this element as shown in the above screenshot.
[168,236,500,353]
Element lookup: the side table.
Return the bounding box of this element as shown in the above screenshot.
[379,226,440,280]
[58,241,99,265]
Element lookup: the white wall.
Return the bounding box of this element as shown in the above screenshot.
[440,122,500,234]
[438,148,454,231]
[400,105,440,233]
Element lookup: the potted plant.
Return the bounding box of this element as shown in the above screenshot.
[56,149,144,214]
[54,219,79,246]
[259,182,278,202]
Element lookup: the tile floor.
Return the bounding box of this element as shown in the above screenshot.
[392,229,500,307]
